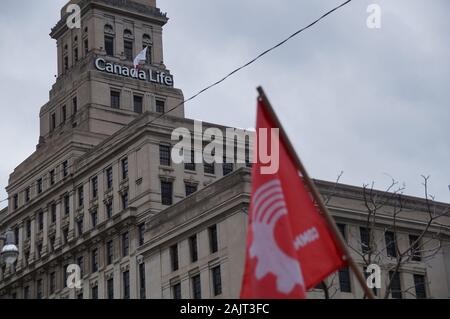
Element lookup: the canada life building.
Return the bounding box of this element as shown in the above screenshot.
[1,0,450,299]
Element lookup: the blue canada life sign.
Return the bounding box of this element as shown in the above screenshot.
[94,57,174,87]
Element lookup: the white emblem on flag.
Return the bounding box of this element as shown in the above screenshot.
[249,179,305,294]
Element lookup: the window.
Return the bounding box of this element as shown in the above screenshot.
[132,95,144,114]
[121,192,129,210]
[185,183,198,197]
[25,187,30,203]
[77,292,83,299]
[13,194,18,210]
[78,186,84,207]
[77,256,84,277]
[204,161,215,175]
[123,271,130,299]
[139,263,146,299]
[91,286,98,299]
[192,275,202,299]
[106,202,113,219]
[38,211,44,231]
[72,97,78,114]
[185,150,196,171]
[51,203,57,223]
[173,283,181,299]
[121,157,129,180]
[64,194,70,215]
[91,176,98,199]
[414,274,427,299]
[36,279,43,299]
[91,210,98,228]
[64,56,69,71]
[49,236,55,252]
[24,286,30,299]
[37,179,43,194]
[409,235,422,262]
[63,227,69,244]
[106,167,113,189]
[385,231,397,258]
[189,235,198,263]
[62,105,67,123]
[159,145,171,166]
[105,35,114,56]
[209,225,219,254]
[138,224,145,246]
[106,240,114,265]
[107,278,114,299]
[50,169,56,186]
[360,227,369,254]
[170,244,179,271]
[84,38,89,55]
[337,223,347,241]
[223,162,234,176]
[212,266,222,296]
[124,39,134,61]
[26,220,31,238]
[156,100,165,113]
[92,249,99,272]
[122,232,129,257]
[143,35,152,64]
[389,271,402,299]
[338,268,351,293]
[77,220,84,236]
[51,113,56,132]
[74,47,79,62]
[37,243,43,258]
[62,161,69,177]
[161,181,173,206]
[49,272,56,295]
[111,91,121,109]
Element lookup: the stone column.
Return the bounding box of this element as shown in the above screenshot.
[42,208,49,257]
[98,172,105,223]
[55,200,62,249]
[16,222,24,271]
[29,216,36,264]
[129,151,137,199]
[144,93,154,113]
[113,163,120,215]
[69,191,75,241]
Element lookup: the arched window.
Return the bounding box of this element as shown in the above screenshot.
[123,29,134,61]
[104,24,115,56]
[142,34,152,64]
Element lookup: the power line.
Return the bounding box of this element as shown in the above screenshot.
[0,0,352,206]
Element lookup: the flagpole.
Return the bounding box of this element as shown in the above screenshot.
[256,86,375,300]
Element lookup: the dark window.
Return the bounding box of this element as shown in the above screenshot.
[338,267,351,293]
[78,186,84,207]
[212,266,222,296]
[49,236,55,252]
[156,100,165,113]
[123,271,130,299]
[13,194,19,210]
[222,157,234,176]
[121,158,129,180]
[106,202,113,219]
[107,278,114,299]
[62,105,67,123]
[105,35,114,56]
[414,274,427,299]
[133,95,143,114]
[245,143,252,168]
[337,223,347,240]
[25,187,30,203]
[121,192,129,210]
[38,212,44,231]
[51,203,57,223]
[72,97,78,114]
[184,150,196,171]
[385,231,397,258]
[24,286,30,299]
[122,232,129,257]
[138,224,145,246]
[106,167,113,189]
[62,161,69,177]
[77,256,84,277]
[144,44,152,64]
[389,271,402,299]
[106,240,114,265]
[111,91,121,109]
[37,243,43,258]
[192,275,202,299]
[74,47,79,62]
[51,113,56,132]
[209,225,219,254]
[77,220,84,236]
[91,210,98,228]
[91,286,98,299]
[360,227,369,254]
[139,263,146,299]
[161,181,173,206]
[92,176,98,198]
[173,283,181,299]
[37,179,43,194]
[124,40,133,61]
[84,38,89,55]
[64,194,70,215]
[189,235,198,263]
[77,292,83,299]
[64,56,69,71]
[49,272,56,295]
[92,249,99,272]
[63,227,69,244]
[170,244,179,271]
[204,161,215,175]
[159,145,171,166]
[36,279,43,299]
[185,183,198,197]
[50,169,56,185]
[409,235,422,262]
[26,220,31,238]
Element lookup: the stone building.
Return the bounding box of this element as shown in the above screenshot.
[1,0,449,299]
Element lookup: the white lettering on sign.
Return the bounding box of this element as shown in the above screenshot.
[293,227,320,250]
[94,58,174,87]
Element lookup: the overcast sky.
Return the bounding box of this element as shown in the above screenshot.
[0,0,449,209]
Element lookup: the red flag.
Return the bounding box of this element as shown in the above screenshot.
[240,97,347,299]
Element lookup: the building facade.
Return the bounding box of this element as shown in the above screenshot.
[1,0,450,299]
